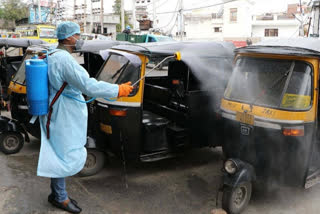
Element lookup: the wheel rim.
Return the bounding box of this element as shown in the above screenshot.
[3,135,19,151]
[232,185,248,208]
[84,153,97,169]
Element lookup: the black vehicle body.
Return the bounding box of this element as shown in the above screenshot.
[220,38,320,214]
[81,41,235,175]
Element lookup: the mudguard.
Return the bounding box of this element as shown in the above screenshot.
[0,116,30,142]
[223,159,256,188]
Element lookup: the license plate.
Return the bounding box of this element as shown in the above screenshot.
[236,112,254,125]
[100,123,112,134]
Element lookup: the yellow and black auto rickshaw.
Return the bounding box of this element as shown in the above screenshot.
[0,39,47,103]
[7,40,124,140]
[0,39,47,154]
[220,38,320,214]
[80,41,235,176]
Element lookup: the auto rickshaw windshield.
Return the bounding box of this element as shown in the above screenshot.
[12,53,33,85]
[224,57,312,110]
[97,53,140,85]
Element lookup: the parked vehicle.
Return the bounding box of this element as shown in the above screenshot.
[79,41,235,176]
[0,39,48,154]
[116,33,175,43]
[220,38,320,214]
[0,38,47,104]
[15,24,58,43]
[7,40,125,139]
[81,33,112,41]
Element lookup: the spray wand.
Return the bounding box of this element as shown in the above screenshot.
[132,51,181,87]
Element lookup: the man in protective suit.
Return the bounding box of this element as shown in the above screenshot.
[37,21,133,213]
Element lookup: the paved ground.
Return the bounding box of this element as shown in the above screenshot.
[0,140,222,214]
[1,111,320,213]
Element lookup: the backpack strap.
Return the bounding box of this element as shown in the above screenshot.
[46,82,68,139]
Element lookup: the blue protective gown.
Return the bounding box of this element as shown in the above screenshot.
[37,46,119,178]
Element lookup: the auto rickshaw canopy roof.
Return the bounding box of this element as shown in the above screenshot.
[111,41,235,59]
[23,40,129,55]
[0,38,47,49]
[236,38,320,57]
[75,40,130,54]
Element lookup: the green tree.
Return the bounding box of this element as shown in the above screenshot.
[0,8,4,18]
[113,0,132,32]
[0,0,28,21]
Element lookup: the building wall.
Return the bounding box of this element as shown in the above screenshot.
[182,0,254,40]
[84,14,119,34]
[222,0,253,39]
[184,15,223,40]
[105,24,117,35]
[251,14,300,38]
[252,25,299,38]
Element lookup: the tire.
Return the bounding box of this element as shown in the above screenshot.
[78,149,106,177]
[222,182,252,214]
[0,132,24,154]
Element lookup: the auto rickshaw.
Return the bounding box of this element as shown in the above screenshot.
[0,38,47,103]
[220,38,320,214]
[80,41,235,176]
[0,39,47,154]
[7,40,125,140]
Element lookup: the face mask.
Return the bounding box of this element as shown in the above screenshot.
[75,40,84,51]
[63,36,84,51]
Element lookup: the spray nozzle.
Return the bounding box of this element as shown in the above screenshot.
[175,51,181,61]
[132,54,178,87]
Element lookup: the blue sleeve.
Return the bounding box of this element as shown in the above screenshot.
[61,53,119,98]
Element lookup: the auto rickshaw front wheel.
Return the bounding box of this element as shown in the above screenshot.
[78,149,106,177]
[0,132,24,154]
[222,182,252,214]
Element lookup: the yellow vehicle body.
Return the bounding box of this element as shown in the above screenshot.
[16,24,57,43]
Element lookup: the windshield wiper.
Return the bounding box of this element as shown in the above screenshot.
[249,61,295,109]
[111,62,128,79]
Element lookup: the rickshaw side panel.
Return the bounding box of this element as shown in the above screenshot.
[96,104,142,160]
[186,91,224,147]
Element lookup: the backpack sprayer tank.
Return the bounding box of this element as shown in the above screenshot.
[25,59,49,115]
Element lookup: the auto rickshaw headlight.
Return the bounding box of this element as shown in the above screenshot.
[224,159,238,174]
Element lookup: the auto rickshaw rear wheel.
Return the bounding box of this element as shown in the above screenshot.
[222,182,252,214]
[0,131,24,154]
[78,149,106,177]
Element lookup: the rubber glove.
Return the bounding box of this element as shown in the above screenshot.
[118,81,133,97]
